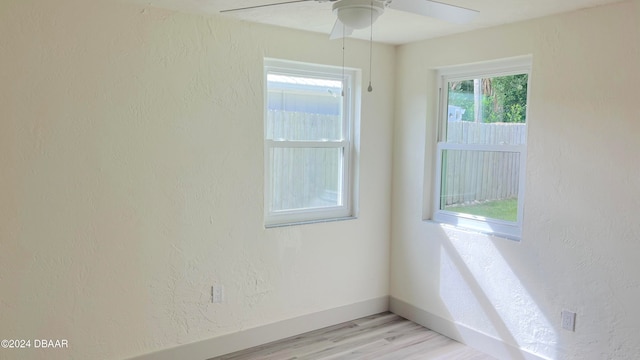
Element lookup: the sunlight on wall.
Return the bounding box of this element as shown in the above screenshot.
[439,225,557,358]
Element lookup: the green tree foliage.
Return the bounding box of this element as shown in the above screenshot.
[448,74,528,123]
[490,74,528,123]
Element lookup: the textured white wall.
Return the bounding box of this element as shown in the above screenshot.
[391,1,640,359]
[0,0,395,359]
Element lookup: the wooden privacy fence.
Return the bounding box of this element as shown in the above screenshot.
[442,122,526,206]
[446,121,526,145]
[267,110,343,211]
[267,110,342,141]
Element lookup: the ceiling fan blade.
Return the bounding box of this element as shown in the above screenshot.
[221,0,312,13]
[329,19,354,39]
[387,0,478,24]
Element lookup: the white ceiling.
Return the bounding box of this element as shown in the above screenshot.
[132,0,623,44]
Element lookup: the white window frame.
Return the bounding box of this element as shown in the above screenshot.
[264,58,360,227]
[432,56,532,240]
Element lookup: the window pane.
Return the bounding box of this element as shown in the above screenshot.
[440,150,521,222]
[446,74,528,145]
[270,147,343,212]
[266,73,343,141]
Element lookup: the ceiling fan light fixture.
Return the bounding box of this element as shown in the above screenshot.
[333,0,385,29]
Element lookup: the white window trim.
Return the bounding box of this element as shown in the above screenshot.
[264,58,360,227]
[431,56,532,241]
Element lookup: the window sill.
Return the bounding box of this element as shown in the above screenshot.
[265,216,358,229]
[423,219,521,242]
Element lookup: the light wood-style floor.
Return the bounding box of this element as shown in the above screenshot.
[210,312,496,360]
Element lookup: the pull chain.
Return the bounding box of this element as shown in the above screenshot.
[367,1,373,92]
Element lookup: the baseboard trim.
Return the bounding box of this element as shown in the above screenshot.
[389,297,549,360]
[127,296,389,360]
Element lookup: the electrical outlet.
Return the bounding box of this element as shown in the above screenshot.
[212,284,224,304]
[561,310,576,331]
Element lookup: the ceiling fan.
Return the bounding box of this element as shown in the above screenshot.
[221,0,479,39]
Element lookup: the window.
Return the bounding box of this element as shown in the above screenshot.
[433,57,531,240]
[264,59,359,227]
